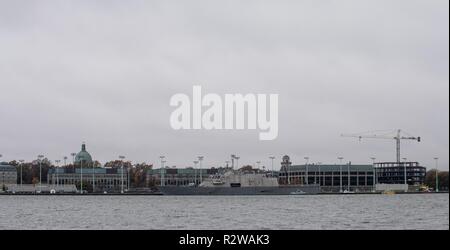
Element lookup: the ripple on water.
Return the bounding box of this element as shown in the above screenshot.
[0,194,448,230]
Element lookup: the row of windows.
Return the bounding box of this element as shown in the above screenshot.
[377,168,425,172]
[279,172,373,176]
[280,176,374,186]
[378,173,425,176]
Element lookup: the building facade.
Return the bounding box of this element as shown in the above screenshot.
[278,155,375,192]
[46,142,129,193]
[48,167,128,192]
[147,167,221,186]
[375,162,426,185]
[0,164,17,187]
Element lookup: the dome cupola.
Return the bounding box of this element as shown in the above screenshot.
[75,142,93,165]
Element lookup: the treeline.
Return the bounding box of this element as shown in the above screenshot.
[7,159,52,184]
[103,160,153,187]
[5,159,153,188]
[425,169,449,191]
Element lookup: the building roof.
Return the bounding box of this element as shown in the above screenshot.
[0,164,16,172]
[283,164,374,172]
[374,162,423,168]
[48,167,126,174]
[75,143,93,164]
[148,167,220,175]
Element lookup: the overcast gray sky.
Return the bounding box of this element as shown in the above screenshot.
[0,0,448,170]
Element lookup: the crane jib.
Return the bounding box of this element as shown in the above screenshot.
[341,129,421,163]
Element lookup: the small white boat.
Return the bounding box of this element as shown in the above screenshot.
[290,189,306,195]
[212,179,225,185]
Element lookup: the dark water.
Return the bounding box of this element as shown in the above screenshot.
[0,194,448,230]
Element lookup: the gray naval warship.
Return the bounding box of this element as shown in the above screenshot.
[157,170,320,195]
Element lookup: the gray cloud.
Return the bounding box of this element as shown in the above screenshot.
[0,0,448,170]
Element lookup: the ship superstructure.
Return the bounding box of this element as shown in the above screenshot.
[158,170,319,195]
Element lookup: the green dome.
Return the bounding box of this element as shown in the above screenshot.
[75,143,93,164]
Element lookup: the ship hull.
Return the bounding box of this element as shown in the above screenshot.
[158,185,320,195]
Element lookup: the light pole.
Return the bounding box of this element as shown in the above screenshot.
[161,160,167,186]
[269,156,275,177]
[317,164,320,185]
[231,155,235,169]
[338,157,344,193]
[19,160,24,186]
[234,156,241,184]
[304,157,309,185]
[92,160,95,193]
[119,156,125,193]
[63,156,68,166]
[71,153,76,164]
[434,157,439,192]
[194,160,199,185]
[159,156,165,187]
[402,157,408,187]
[80,157,83,194]
[37,155,44,192]
[198,156,204,184]
[128,163,131,191]
[371,157,376,188]
[0,154,2,189]
[347,161,350,192]
[55,159,61,187]
[403,161,407,186]
[232,155,240,171]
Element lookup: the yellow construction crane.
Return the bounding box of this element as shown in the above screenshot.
[341,129,421,163]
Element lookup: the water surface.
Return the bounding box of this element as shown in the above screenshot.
[0,194,448,230]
